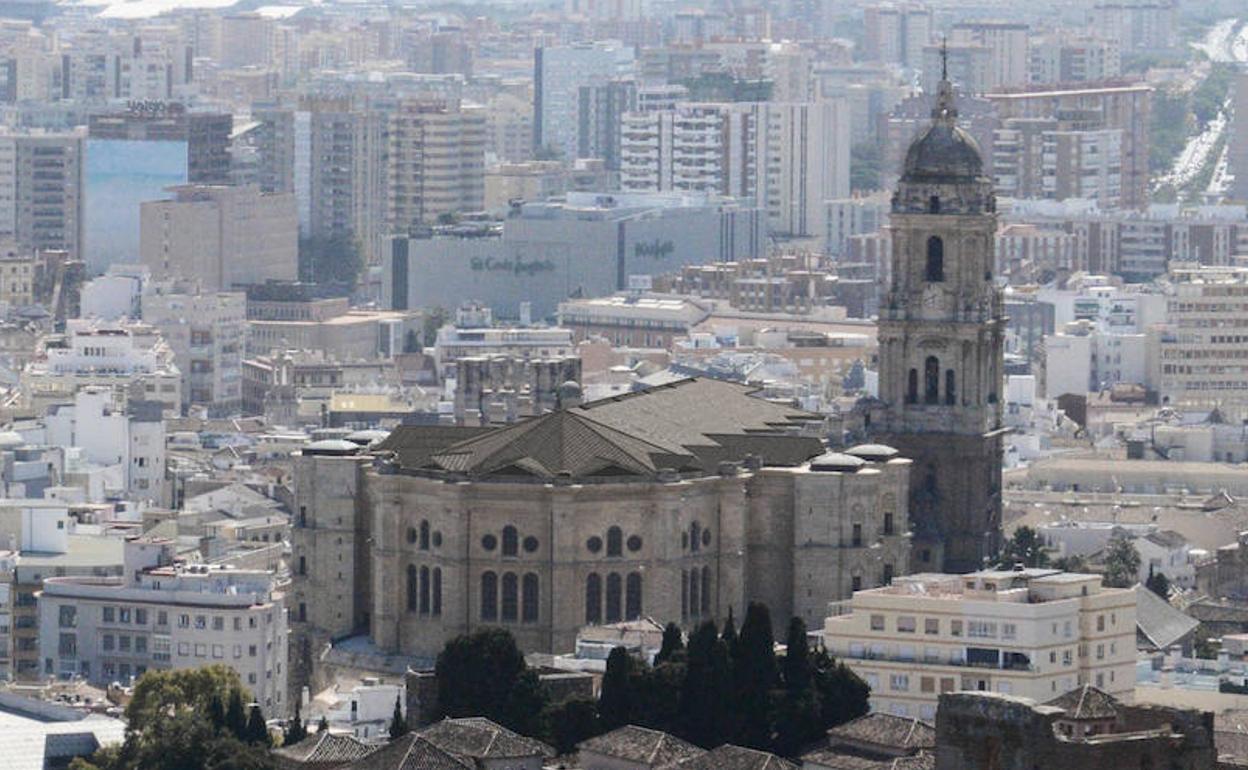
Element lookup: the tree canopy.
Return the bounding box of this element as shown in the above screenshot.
[1103,535,1142,588]
[999,526,1050,568]
[435,627,546,736]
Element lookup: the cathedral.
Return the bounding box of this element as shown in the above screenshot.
[875,59,1005,573]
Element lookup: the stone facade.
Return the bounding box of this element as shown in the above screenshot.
[289,380,911,690]
[934,690,1217,770]
[875,68,1005,573]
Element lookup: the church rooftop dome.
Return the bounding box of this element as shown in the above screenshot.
[901,45,984,183]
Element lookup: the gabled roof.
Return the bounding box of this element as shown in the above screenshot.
[273,732,378,765]
[578,725,704,766]
[346,734,471,770]
[826,713,936,753]
[669,744,798,770]
[1143,530,1187,550]
[1044,685,1119,720]
[413,717,555,760]
[384,379,826,481]
[1136,584,1199,650]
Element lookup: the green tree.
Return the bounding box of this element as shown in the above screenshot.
[775,617,822,756]
[207,693,227,734]
[850,141,882,193]
[1000,526,1050,568]
[389,696,409,739]
[1103,535,1142,588]
[124,666,246,736]
[811,650,870,729]
[244,705,269,746]
[283,702,307,746]
[734,603,778,750]
[225,688,248,740]
[678,621,735,748]
[422,306,448,348]
[298,234,362,289]
[318,716,330,733]
[1052,554,1087,572]
[1146,566,1172,598]
[653,622,685,665]
[435,628,548,736]
[402,329,421,354]
[630,656,684,733]
[720,609,738,657]
[598,647,636,730]
[541,698,601,755]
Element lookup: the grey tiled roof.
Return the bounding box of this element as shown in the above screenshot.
[668,744,798,770]
[386,378,826,480]
[347,735,472,770]
[801,752,936,770]
[577,725,704,765]
[1044,685,1119,720]
[826,714,936,752]
[414,717,555,759]
[273,732,379,765]
[1136,585,1199,650]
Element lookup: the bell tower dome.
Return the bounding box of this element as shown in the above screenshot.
[875,47,1005,573]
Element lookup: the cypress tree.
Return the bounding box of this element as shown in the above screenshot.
[678,620,721,746]
[653,622,685,665]
[318,715,330,733]
[734,602,777,750]
[720,607,738,657]
[776,617,821,756]
[244,704,269,745]
[284,702,308,745]
[207,692,226,733]
[598,647,635,730]
[389,695,409,739]
[225,688,248,739]
[782,617,812,694]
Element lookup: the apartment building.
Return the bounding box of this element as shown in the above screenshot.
[1149,264,1248,408]
[823,569,1136,721]
[38,537,288,715]
[533,41,636,160]
[0,131,83,259]
[994,119,1124,209]
[862,2,931,68]
[88,107,232,186]
[986,85,1151,209]
[1089,0,1177,52]
[141,289,247,416]
[950,21,1030,91]
[1230,69,1248,202]
[1029,36,1121,86]
[385,100,485,231]
[139,185,298,292]
[620,100,849,237]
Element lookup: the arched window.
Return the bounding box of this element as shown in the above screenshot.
[906,369,918,404]
[689,569,700,617]
[501,573,518,622]
[432,568,442,616]
[419,566,431,615]
[625,572,642,620]
[586,574,602,624]
[480,572,498,621]
[522,573,539,623]
[606,526,622,557]
[605,573,622,623]
[502,526,518,557]
[926,236,944,282]
[690,522,701,553]
[681,570,689,620]
[945,369,956,405]
[924,356,940,404]
[419,520,430,550]
[701,567,711,615]
[407,565,418,613]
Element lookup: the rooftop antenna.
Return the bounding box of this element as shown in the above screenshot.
[941,36,948,81]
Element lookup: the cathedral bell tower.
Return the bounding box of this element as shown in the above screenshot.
[877,51,1005,573]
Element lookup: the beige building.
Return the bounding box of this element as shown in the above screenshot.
[0,132,84,259]
[141,289,247,416]
[289,379,912,688]
[246,294,417,361]
[823,569,1136,721]
[1149,263,1248,409]
[140,184,297,292]
[0,242,37,308]
[385,101,485,231]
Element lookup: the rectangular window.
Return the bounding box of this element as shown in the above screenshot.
[212,617,224,631]
[870,614,885,631]
[102,634,114,651]
[889,674,909,691]
[968,621,997,639]
[1097,615,1105,632]
[135,637,147,654]
[925,618,939,635]
[135,609,147,625]
[119,636,131,652]
[102,607,115,623]
[58,605,76,628]
[1002,623,1017,640]
[177,642,189,656]
[158,611,168,626]
[951,620,963,637]
[119,608,131,623]
[897,616,916,633]
[920,676,935,693]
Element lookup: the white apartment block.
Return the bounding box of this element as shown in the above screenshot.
[822,196,888,259]
[1044,320,1146,398]
[141,289,247,417]
[45,386,166,504]
[38,538,288,715]
[620,100,849,238]
[823,569,1136,722]
[22,322,181,415]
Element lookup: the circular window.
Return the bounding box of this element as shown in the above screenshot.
[432,531,443,548]
[523,536,539,553]
[406,528,417,544]
[681,532,688,549]
[627,535,642,552]
[587,536,603,554]
[481,534,497,551]
[702,529,712,547]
